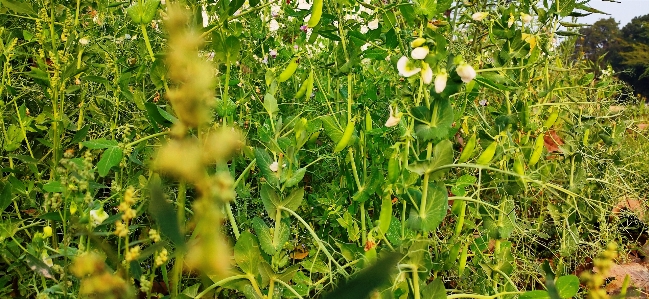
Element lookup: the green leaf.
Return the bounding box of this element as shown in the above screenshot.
[43,181,65,193]
[321,115,343,144]
[285,167,306,188]
[421,278,446,299]
[4,125,24,152]
[555,275,580,299]
[252,217,276,255]
[321,252,401,299]
[69,126,90,145]
[225,36,241,64]
[97,147,123,177]
[407,183,448,232]
[126,0,160,24]
[0,0,36,16]
[264,93,279,117]
[520,290,551,299]
[24,252,54,279]
[260,183,281,217]
[282,188,304,211]
[0,183,12,212]
[81,138,119,149]
[181,283,201,298]
[407,140,454,179]
[254,148,279,186]
[149,181,185,249]
[378,195,392,237]
[363,49,388,60]
[234,231,262,275]
[411,99,454,142]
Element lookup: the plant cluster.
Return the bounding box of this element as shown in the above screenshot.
[1,0,648,298]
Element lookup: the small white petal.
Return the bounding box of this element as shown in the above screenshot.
[434,72,448,93]
[269,19,280,31]
[472,12,488,21]
[360,25,369,34]
[269,161,279,172]
[368,19,379,30]
[297,0,312,10]
[421,63,433,85]
[521,13,533,24]
[89,209,109,226]
[456,63,477,83]
[411,47,429,60]
[385,106,401,127]
[397,56,421,77]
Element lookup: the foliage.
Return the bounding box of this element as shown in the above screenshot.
[0,0,648,298]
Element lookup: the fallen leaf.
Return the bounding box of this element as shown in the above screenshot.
[612,196,646,221]
[601,262,649,297]
[544,130,564,153]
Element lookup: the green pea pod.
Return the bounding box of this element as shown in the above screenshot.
[458,134,476,163]
[387,153,400,184]
[278,57,299,83]
[513,154,526,187]
[307,0,323,28]
[528,135,545,166]
[458,242,469,277]
[583,128,590,146]
[543,108,559,129]
[304,70,314,100]
[294,76,309,99]
[365,109,372,132]
[447,243,461,266]
[476,140,498,165]
[334,120,355,153]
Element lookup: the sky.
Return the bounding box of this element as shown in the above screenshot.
[578,0,649,27]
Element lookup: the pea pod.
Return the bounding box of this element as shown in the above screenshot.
[365,109,372,132]
[458,133,476,163]
[307,0,323,28]
[334,120,355,153]
[387,153,400,184]
[458,242,469,277]
[295,70,314,99]
[476,139,498,165]
[446,243,461,267]
[543,107,559,129]
[278,57,299,83]
[583,128,590,146]
[304,70,314,100]
[294,77,309,99]
[528,134,545,166]
[513,154,526,187]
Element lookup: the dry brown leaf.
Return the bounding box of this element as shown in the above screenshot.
[603,262,649,297]
[637,124,649,131]
[544,130,564,153]
[612,196,646,221]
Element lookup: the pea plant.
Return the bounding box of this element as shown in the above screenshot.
[1,0,647,298]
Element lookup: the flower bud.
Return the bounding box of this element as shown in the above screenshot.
[411,37,426,48]
[43,226,53,238]
[521,13,533,24]
[434,71,448,93]
[456,63,477,83]
[421,63,433,84]
[385,106,401,127]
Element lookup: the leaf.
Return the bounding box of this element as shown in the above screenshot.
[411,99,454,142]
[285,168,306,188]
[407,140,454,179]
[234,232,262,275]
[181,283,201,298]
[544,130,564,153]
[126,0,160,24]
[363,49,388,60]
[254,148,279,186]
[3,125,23,152]
[321,252,402,299]
[301,257,329,274]
[260,183,281,217]
[321,115,343,144]
[520,290,551,299]
[81,138,119,149]
[24,252,54,279]
[0,0,36,16]
[282,188,304,211]
[422,278,446,299]
[407,183,448,232]
[225,36,241,63]
[555,275,580,299]
[264,93,279,117]
[0,183,12,212]
[378,195,392,237]
[252,217,288,256]
[43,181,65,193]
[149,182,185,249]
[69,126,90,145]
[97,147,123,177]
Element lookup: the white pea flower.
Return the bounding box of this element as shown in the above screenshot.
[368,19,379,30]
[421,62,433,85]
[385,106,401,127]
[411,47,429,60]
[360,25,369,34]
[456,63,477,83]
[434,71,448,93]
[202,6,209,27]
[521,13,533,24]
[297,0,311,10]
[89,208,109,227]
[472,12,488,21]
[269,161,279,172]
[304,14,311,23]
[271,4,282,17]
[269,19,280,31]
[397,56,421,77]
[361,43,371,52]
[79,37,89,45]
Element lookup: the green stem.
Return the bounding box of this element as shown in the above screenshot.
[225,203,240,240]
[273,208,282,248]
[447,292,523,299]
[412,266,420,299]
[419,142,433,218]
[194,275,248,299]
[125,131,169,147]
[141,24,156,62]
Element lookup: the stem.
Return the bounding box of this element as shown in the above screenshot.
[141,24,156,62]
[125,131,169,147]
[273,208,282,247]
[194,275,248,299]
[412,265,421,299]
[419,142,433,218]
[447,292,523,299]
[225,203,240,240]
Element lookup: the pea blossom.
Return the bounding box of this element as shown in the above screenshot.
[421,62,433,85]
[368,19,379,30]
[521,13,533,24]
[456,63,477,83]
[411,47,429,60]
[90,208,109,227]
[434,70,448,93]
[385,106,401,127]
[472,12,488,21]
[397,56,421,77]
